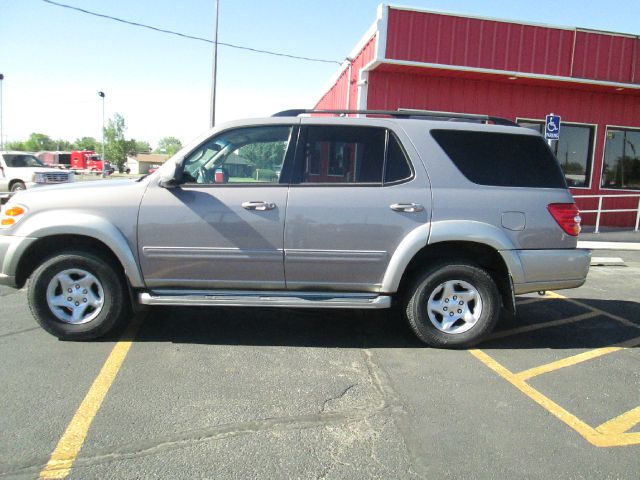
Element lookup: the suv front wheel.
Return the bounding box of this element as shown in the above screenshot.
[28,250,130,340]
[405,262,501,348]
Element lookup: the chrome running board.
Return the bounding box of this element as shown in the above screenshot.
[139,290,391,309]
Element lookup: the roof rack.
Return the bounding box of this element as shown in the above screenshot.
[272,108,519,127]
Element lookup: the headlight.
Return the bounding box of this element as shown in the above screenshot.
[0,204,28,228]
[33,172,46,183]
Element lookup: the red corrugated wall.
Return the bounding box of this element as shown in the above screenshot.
[385,8,640,85]
[367,70,640,226]
[315,34,377,110]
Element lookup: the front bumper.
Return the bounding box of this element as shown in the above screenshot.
[500,248,591,295]
[0,234,37,288]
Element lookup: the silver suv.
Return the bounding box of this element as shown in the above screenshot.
[0,110,590,348]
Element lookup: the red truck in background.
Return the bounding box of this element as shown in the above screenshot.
[70,150,110,173]
[38,150,113,174]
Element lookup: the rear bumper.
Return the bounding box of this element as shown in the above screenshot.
[501,248,591,295]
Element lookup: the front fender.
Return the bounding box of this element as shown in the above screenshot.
[12,212,144,287]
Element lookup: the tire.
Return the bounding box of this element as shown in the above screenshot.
[10,181,26,193]
[28,250,131,340]
[405,262,501,348]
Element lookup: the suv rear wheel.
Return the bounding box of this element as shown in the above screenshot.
[405,262,501,348]
[28,250,130,340]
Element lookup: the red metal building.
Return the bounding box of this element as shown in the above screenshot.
[316,5,640,228]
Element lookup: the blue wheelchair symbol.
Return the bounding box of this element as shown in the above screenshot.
[545,114,561,140]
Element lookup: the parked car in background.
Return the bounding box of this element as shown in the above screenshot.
[0,151,74,201]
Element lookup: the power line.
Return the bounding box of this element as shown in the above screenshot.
[41,0,342,65]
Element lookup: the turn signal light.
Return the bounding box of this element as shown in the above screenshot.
[4,206,26,217]
[0,204,28,229]
[547,203,581,236]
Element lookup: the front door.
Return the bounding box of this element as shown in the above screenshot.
[138,124,296,290]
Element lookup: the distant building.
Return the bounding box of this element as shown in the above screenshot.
[316,5,640,227]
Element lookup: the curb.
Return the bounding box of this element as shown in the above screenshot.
[577,241,640,251]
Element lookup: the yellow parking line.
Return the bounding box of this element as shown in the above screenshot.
[515,335,640,381]
[515,297,545,306]
[545,292,640,330]
[486,311,597,341]
[468,349,605,445]
[597,406,640,435]
[39,316,144,479]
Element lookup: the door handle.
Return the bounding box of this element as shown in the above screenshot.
[390,203,424,213]
[242,201,276,211]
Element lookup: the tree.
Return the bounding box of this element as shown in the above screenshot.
[53,139,74,151]
[135,141,151,154]
[155,137,182,156]
[74,136,98,151]
[103,113,129,171]
[24,133,56,151]
[5,140,26,151]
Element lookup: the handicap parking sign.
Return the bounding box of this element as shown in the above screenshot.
[545,114,561,140]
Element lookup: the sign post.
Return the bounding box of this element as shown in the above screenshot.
[545,113,561,147]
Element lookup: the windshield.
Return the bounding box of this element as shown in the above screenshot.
[3,154,46,168]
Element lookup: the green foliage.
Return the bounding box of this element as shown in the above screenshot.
[238,141,286,170]
[103,113,129,170]
[5,140,26,151]
[155,137,183,156]
[24,133,56,151]
[135,141,151,154]
[74,136,98,151]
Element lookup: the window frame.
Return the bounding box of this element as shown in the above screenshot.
[291,125,414,187]
[516,117,597,190]
[600,124,640,192]
[177,124,298,188]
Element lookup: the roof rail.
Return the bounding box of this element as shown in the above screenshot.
[272,108,519,127]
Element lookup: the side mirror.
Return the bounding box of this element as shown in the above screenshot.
[158,160,182,189]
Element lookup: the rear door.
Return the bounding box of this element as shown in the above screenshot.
[284,120,431,293]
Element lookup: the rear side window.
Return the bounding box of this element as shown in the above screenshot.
[430,130,567,188]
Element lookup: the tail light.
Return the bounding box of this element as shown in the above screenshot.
[548,203,581,236]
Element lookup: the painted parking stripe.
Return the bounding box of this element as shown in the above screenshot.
[515,335,640,381]
[473,291,640,447]
[545,291,640,330]
[470,348,640,447]
[39,315,145,479]
[597,406,640,435]
[487,311,597,341]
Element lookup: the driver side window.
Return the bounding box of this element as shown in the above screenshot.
[182,125,293,185]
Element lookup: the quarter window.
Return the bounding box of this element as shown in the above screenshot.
[601,128,640,190]
[431,129,566,188]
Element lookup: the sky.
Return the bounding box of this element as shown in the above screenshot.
[1,0,639,149]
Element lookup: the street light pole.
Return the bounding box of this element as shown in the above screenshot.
[98,91,105,176]
[0,73,4,150]
[209,0,220,128]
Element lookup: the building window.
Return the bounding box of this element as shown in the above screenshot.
[601,128,640,190]
[518,120,594,188]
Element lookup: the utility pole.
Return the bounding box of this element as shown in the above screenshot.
[0,73,4,150]
[98,91,105,176]
[210,0,220,128]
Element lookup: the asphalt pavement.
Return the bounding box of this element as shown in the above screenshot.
[1,250,639,479]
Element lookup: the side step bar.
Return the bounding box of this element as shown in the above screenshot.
[139,290,391,309]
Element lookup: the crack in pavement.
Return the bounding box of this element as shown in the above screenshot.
[320,383,357,413]
[0,408,394,478]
